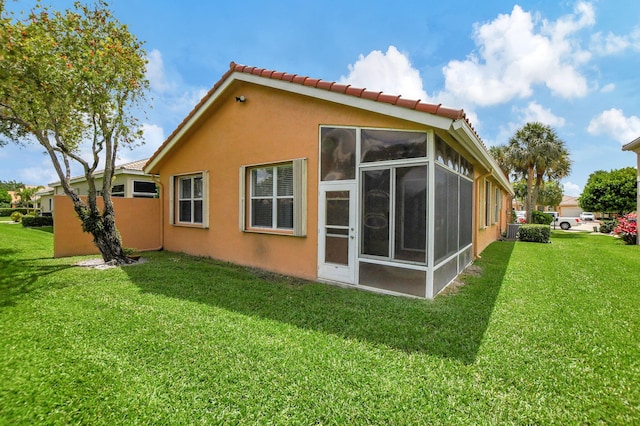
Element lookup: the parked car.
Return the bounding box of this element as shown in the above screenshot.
[580,212,594,221]
[554,216,582,230]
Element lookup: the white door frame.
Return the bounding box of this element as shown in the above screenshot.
[318,181,357,284]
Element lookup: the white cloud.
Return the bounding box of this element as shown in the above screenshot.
[590,26,640,55]
[440,3,593,106]
[563,181,581,197]
[514,101,566,127]
[118,123,166,163]
[587,108,640,144]
[339,46,432,102]
[145,49,208,130]
[18,159,58,186]
[600,83,615,93]
[146,49,176,94]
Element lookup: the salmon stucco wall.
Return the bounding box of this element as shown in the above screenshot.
[475,185,511,257]
[53,195,161,258]
[153,81,437,281]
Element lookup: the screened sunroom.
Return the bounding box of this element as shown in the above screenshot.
[317,126,475,298]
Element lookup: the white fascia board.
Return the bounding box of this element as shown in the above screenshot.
[234,73,454,130]
[145,71,455,173]
[622,136,640,153]
[451,119,514,196]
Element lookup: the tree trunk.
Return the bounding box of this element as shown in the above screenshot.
[525,167,534,223]
[71,196,133,265]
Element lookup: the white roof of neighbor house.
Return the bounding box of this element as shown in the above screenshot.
[49,158,154,187]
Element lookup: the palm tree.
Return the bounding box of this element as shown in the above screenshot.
[15,186,43,214]
[489,145,512,182]
[506,122,571,223]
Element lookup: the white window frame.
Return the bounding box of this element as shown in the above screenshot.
[494,186,500,224]
[239,158,307,236]
[484,180,491,227]
[169,171,209,228]
[132,180,157,198]
[111,184,125,197]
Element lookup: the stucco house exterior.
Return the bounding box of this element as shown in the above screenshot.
[557,195,583,218]
[144,62,513,298]
[42,158,158,215]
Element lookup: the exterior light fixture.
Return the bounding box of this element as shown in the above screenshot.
[235,96,246,102]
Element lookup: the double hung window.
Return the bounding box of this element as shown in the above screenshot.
[250,164,294,229]
[170,171,208,227]
[240,159,307,236]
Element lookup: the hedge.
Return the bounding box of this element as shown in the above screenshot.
[517,224,551,243]
[531,210,553,225]
[0,208,30,217]
[21,216,53,227]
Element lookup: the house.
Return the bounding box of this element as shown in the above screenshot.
[557,195,583,217]
[622,136,640,245]
[44,158,158,215]
[144,62,514,298]
[35,186,54,215]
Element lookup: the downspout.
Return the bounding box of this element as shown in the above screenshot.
[139,175,164,252]
[473,169,493,259]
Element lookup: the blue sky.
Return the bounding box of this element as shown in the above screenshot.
[2,0,639,196]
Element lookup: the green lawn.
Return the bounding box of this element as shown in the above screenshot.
[1,224,638,424]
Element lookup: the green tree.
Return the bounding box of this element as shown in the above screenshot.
[0,187,10,206]
[0,180,24,191]
[506,122,571,223]
[579,167,637,215]
[15,185,43,213]
[489,145,512,181]
[0,1,148,264]
[537,180,563,210]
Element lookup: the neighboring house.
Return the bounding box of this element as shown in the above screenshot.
[557,195,583,217]
[8,185,45,210]
[35,187,54,215]
[622,136,640,245]
[47,158,158,214]
[144,62,514,298]
[7,190,19,208]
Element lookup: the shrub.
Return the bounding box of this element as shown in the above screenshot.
[599,220,616,234]
[613,213,637,245]
[532,210,553,225]
[10,211,22,223]
[517,224,551,243]
[0,208,28,217]
[21,215,53,227]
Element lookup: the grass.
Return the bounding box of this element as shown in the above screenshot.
[1,224,639,424]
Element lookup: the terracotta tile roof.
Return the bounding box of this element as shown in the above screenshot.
[230,62,467,120]
[116,158,149,171]
[147,62,483,170]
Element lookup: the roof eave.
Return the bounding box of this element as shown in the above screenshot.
[451,119,514,196]
[144,71,458,174]
[622,136,640,153]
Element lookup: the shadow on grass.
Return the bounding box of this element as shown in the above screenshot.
[0,249,73,308]
[125,241,514,363]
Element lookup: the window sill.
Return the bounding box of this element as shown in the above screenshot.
[172,223,208,229]
[243,227,301,237]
